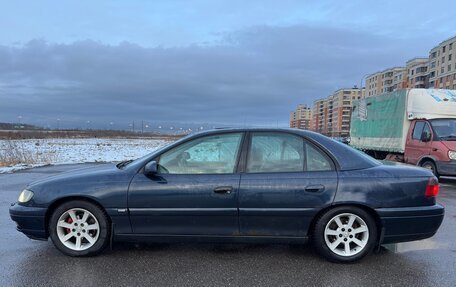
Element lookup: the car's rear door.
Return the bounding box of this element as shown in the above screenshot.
[238,132,338,237]
[128,132,244,235]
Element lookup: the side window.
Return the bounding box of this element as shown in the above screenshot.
[422,123,431,141]
[158,133,242,174]
[247,133,304,173]
[412,122,425,140]
[306,144,333,171]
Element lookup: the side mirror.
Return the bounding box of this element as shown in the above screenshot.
[421,131,432,142]
[144,161,158,174]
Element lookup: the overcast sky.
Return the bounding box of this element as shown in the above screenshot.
[1,0,455,129]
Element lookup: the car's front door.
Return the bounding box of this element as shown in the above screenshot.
[238,132,338,237]
[128,132,244,235]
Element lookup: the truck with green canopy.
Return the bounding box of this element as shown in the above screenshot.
[350,89,456,177]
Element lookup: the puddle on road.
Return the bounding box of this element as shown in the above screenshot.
[383,239,447,253]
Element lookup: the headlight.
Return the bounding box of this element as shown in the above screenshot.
[18,189,34,203]
[449,150,456,160]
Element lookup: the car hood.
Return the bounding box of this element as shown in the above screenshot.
[24,163,135,207]
[441,140,456,151]
[27,163,120,189]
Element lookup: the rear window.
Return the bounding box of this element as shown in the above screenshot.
[305,131,381,170]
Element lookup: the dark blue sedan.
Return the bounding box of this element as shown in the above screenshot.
[9,128,444,262]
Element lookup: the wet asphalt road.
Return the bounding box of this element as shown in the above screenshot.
[1,164,456,287]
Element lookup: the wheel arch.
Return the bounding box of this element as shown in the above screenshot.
[45,196,112,237]
[309,203,383,242]
[418,156,439,173]
[417,156,437,167]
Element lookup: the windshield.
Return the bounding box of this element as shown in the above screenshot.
[115,135,197,169]
[430,119,456,140]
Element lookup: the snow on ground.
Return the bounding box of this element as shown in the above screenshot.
[0,138,170,173]
[0,163,46,174]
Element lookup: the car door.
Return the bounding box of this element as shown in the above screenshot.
[405,121,432,164]
[238,132,338,237]
[128,132,244,235]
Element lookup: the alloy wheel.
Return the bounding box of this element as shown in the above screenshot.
[56,208,100,251]
[323,213,369,257]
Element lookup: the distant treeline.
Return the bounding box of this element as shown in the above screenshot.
[0,122,43,130]
[0,129,184,140]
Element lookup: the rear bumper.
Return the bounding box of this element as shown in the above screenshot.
[9,203,48,240]
[436,160,456,176]
[376,204,444,244]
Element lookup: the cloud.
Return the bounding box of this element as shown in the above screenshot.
[0,24,444,128]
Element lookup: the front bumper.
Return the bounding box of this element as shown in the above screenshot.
[9,203,48,240]
[436,160,456,176]
[376,204,444,244]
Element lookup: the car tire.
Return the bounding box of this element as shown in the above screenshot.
[420,160,439,178]
[312,206,377,263]
[49,200,110,256]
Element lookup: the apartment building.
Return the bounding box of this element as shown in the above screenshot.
[406,58,428,88]
[289,104,312,129]
[330,88,365,137]
[428,36,456,89]
[365,67,406,97]
[311,98,328,134]
[392,68,407,91]
[311,88,365,137]
[297,35,456,138]
[365,72,382,97]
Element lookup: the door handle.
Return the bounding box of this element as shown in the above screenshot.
[213,186,233,194]
[304,185,325,193]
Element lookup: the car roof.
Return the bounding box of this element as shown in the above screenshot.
[191,127,327,137]
[189,128,379,171]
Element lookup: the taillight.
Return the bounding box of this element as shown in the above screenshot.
[425,177,439,197]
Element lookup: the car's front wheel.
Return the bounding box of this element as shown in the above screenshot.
[312,206,377,263]
[49,200,110,256]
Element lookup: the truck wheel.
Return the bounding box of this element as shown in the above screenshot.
[421,160,439,178]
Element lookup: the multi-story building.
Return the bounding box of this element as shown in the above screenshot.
[304,35,456,138]
[428,36,456,89]
[310,88,365,137]
[311,98,328,134]
[406,58,429,88]
[392,68,407,91]
[330,88,365,137]
[365,72,382,97]
[365,67,406,97]
[289,104,312,130]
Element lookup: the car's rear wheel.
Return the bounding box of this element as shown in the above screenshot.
[312,206,377,263]
[49,200,110,256]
